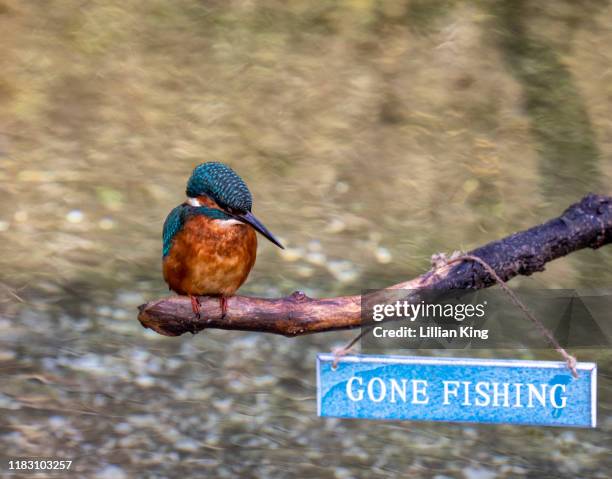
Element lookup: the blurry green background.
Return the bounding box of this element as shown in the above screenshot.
[0,1,611,478]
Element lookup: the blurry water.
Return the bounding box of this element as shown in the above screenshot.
[1,1,611,477]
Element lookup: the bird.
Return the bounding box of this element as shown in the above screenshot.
[162,162,283,318]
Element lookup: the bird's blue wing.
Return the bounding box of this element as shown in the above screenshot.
[162,205,187,258]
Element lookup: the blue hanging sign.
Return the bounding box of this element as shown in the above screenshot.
[317,354,596,428]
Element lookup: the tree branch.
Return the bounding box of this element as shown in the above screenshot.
[138,194,612,337]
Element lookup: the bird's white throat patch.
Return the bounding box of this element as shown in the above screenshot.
[186,197,241,226]
[217,218,242,226]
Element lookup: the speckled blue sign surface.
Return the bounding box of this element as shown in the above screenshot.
[317,354,596,428]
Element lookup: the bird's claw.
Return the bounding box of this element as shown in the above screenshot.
[220,296,228,320]
[190,295,228,322]
[190,295,202,320]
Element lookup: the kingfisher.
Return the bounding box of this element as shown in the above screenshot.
[162,162,283,318]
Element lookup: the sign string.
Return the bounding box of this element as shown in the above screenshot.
[332,253,579,378]
[444,254,578,378]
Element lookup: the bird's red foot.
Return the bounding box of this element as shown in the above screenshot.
[220,296,228,319]
[190,295,201,319]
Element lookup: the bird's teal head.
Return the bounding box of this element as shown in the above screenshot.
[185,162,284,249]
[186,162,253,213]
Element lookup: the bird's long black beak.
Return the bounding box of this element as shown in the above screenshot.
[236,211,284,249]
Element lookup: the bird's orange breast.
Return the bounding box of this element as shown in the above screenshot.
[163,215,257,296]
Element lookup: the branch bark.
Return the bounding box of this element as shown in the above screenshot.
[138,194,612,337]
